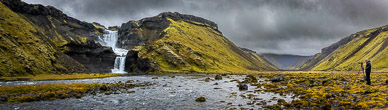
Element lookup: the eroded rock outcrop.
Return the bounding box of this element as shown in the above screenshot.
[0,0,116,75]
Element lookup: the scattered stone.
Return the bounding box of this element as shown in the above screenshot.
[170,76,176,78]
[244,74,258,83]
[152,77,158,79]
[104,92,111,95]
[215,75,222,80]
[91,91,96,96]
[272,76,284,82]
[127,91,135,94]
[214,88,221,89]
[222,73,227,76]
[125,80,134,83]
[213,83,218,85]
[113,91,121,94]
[205,77,211,82]
[100,85,108,91]
[254,98,263,100]
[74,93,82,99]
[195,97,206,102]
[239,83,248,90]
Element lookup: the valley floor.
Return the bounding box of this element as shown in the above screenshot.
[0,72,387,109]
[0,73,124,81]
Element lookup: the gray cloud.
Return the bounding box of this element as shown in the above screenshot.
[23,0,388,56]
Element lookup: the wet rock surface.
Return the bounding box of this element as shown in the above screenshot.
[271,76,284,82]
[0,74,294,110]
[215,75,222,80]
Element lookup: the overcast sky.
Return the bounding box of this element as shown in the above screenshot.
[24,0,388,56]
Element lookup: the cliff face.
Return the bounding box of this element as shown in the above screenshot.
[120,12,278,73]
[300,24,388,72]
[0,0,116,76]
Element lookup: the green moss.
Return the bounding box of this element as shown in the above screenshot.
[0,2,59,76]
[305,25,388,71]
[136,18,277,73]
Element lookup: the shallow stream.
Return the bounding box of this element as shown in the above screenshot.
[0,74,295,110]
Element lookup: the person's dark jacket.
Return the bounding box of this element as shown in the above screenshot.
[366,61,371,73]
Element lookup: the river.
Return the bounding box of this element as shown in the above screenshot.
[0,74,295,110]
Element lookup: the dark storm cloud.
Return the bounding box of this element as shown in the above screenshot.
[23,0,388,55]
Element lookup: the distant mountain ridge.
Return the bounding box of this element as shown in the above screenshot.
[261,53,313,70]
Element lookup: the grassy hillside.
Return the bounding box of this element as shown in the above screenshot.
[301,25,388,72]
[0,0,114,76]
[0,2,85,76]
[123,13,278,73]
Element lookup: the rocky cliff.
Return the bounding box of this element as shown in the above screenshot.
[300,24,388,72]
[119,12,278,73]
[0,0,116,76]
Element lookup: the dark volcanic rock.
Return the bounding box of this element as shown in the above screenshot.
[272,76,284,82]
[1,0,95,30]
[1,0,115,73]
[124,50,157,73]
[118,12,219,50]
[108,26,119,31]
[195,97,206,102]
[215,75,222,80]
[65,40,116,73]
[239,83,248,90]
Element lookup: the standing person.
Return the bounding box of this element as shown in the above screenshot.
[365,58,372,85]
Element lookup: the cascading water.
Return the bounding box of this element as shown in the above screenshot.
[99,30,128,74]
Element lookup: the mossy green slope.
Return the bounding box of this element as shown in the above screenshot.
[125,14,278,73]
[301,25,388,71]
[0,2,89,76]
[0,2,62,76]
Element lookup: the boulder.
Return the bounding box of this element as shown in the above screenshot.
[272,76,284,82]
[215,75,222,80]
[244,74,258,83]
[239,83,248,90]
[195,97,206,102]
[385,79,388,84]
[100,85,108,91]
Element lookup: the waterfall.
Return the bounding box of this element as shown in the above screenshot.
[100,30,128,74]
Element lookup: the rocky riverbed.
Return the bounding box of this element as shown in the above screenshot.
[0,74,294,110]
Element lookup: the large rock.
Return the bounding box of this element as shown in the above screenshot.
[64,40,116,73]
[272,76,284,82]
[125,50,157,73]
[239,84,248,90]
[215,75,222,80]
